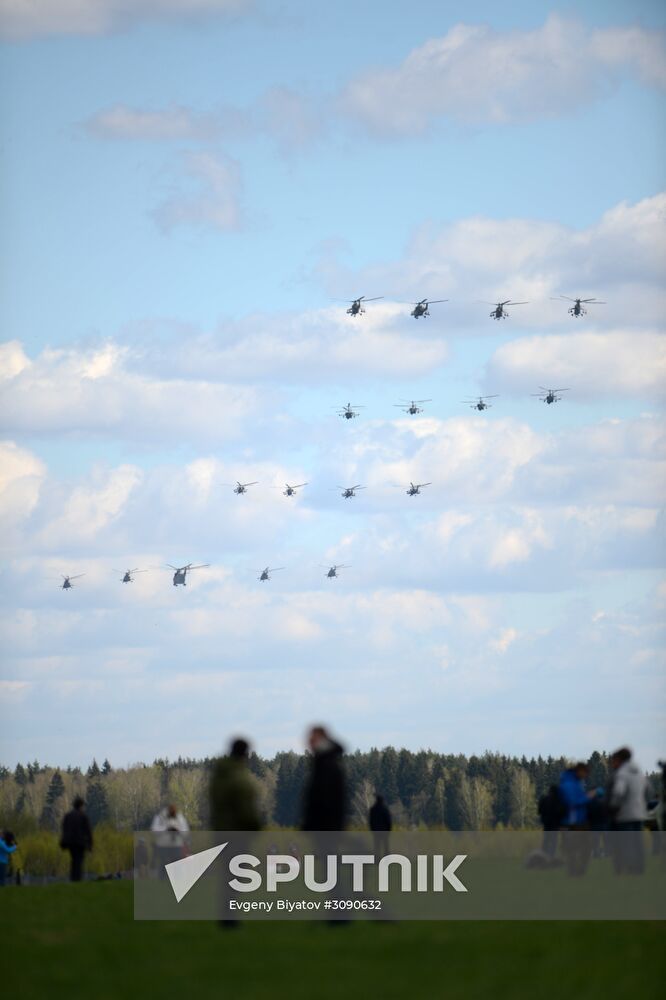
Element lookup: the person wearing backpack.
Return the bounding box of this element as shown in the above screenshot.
[559,763,593,876]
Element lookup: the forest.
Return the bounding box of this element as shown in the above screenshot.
[4,747,658,835]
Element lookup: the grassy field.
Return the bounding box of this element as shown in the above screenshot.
[4,882,663,1000]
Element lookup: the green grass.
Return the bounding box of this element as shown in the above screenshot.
[3,882,663,1000]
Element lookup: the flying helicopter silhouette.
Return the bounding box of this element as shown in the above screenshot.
[59,574,84,590]
[332,485,366,499]
[551,295,605,317]
[335,403,365,420]
[394,482,431,496]
[229,481,258,495]
[114,568,147,583]
[532,387,570,405]
[463,395,499,411]
[409,298,448,319]
[483,300,529,320]
[345,296,383,317]
[167,563,209,587]
[258,567,284,581]
[322,564,349,579]
[393,399,431,415]
[280,483,307,497]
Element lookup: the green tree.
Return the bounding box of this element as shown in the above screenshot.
[101,759,112,775]
[378,748,400,806]
[86,780,109,826]
[41,770,65,829]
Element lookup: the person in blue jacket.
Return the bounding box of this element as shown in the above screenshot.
[0,831,17,886]
[559,763,592,876]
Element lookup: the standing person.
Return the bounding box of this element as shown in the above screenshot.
[609,747,648,875]
[60,796,93,882]
[209,737,262,929]
[559,763,592,876]
[369,794,392,858]
[301,726,346,831]
[0,831,17,887]
[537,785,565,860]
[209,738,263,832]
[150,803,190,876]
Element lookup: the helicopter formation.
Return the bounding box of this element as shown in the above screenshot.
[342,294,604,320]
[60,376,572,590]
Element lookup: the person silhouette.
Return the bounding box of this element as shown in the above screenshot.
[369,794,392,858]
[60,797,93,882]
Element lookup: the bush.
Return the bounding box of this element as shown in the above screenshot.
[12,826,133,878]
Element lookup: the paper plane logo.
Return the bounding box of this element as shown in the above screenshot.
[165,842,228,903]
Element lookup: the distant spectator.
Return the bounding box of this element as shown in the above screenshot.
[609,748,647,875]
[537,785,565,859]
[302,726,346,831]
[0,831,17,887]
[559,763,592,876]
[209,738,263,832]
[60,797,93,882]
[151,804,190,876]
[369,794,392,858]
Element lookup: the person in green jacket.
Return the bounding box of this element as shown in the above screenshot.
[209,738,262,928]
[209,737,262,832]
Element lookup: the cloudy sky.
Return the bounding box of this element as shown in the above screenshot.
[1,0,664,770]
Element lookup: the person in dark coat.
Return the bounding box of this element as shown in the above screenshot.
[302,726,346,831]
[369,794,392,858]
[60,797,93,882]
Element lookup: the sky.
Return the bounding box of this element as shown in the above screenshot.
[0,0,664,770]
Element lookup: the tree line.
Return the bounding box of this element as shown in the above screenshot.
[1,749,659,834]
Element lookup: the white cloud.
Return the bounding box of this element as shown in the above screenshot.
[37,464,142,546]
[0,340,265,442]
[0,441,46,539]
[0,0,250,39]
[341,14,666,133]
[153,151,243,232]
[487,331,666,399]
[328,192,666,334]
[84,105,234,142]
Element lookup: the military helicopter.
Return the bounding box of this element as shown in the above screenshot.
[393,399,431,415]
[230,481,258,495]
[332,485,366,499]
[463,395,499,411]
[258,567,284,581]
[281,483,308,497]
[114,568,147,583]
[409,298,448,319]
[336,403,364,420]
[345,296,383,317]
[60,574,84,590]
[167,563,210,587]
[394,482,431,496]
[551,295,605,317]
[322,564,350,579]
[483,300,529,320]
[532,387,570,405]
